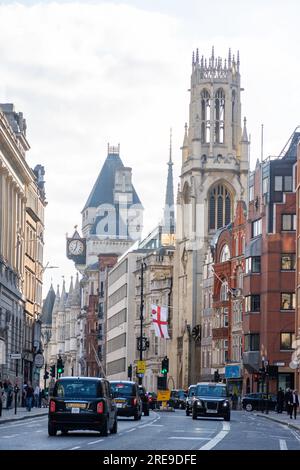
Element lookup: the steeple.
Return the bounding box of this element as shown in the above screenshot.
[66,276,74,307]
[242,117,249,142]
[58,278,66,310]
[163,128,175,235]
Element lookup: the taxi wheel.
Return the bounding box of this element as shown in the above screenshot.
[186,408,190,416]
[111,416,118,434]
[48,422,57,436]
[245,403,253,412]
[100,417,109,436]
[192,408,197,420]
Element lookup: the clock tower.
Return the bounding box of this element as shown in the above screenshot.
[66,227,86,265]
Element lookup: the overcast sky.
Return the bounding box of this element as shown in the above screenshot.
[0,0,299,297]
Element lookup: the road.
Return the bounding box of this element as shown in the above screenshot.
[1,410,300,450]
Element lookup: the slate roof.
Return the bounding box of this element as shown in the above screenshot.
[82,152,141,211]
[41,284,56,325]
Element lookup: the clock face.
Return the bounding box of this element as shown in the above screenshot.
[68,239,84,255]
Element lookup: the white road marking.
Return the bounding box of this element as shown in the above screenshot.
[149,424,164,427]
[1,434,19,438]
[199,422,230,450]
[70,446,81,450]
[35,430,44,433]
[169,437,210,440]
[279,439,287,450]
[291,430,300,442]
[87,439,104,445]
[125,428,136,433]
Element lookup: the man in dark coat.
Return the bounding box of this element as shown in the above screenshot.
[290,390,299,420]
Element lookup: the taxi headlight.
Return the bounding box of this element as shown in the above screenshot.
[222,401,228,407]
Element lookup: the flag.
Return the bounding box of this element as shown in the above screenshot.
[151,305,169,339]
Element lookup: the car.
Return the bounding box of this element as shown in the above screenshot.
[110,380,142,420]
[169,389,187,409]
[241,392,277,412]
[138,385,150,416]
[147,392,158,410]
[192,382,231,421]
[48,376,117,436]
[186,384,197,416]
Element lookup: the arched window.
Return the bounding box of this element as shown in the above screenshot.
[200,89,210,143]
[220,280,228,301]
[208,184,232,230]
[215,88,225,144]
[220,244,230,262]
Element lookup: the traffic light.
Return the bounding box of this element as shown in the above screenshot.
[50,364,56,378]
[128,364,132,380]
[161,356,169,376]
[214,370,220,382]
[44,370,49,380]
[57,356,64,375]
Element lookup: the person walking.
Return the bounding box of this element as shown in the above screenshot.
[25,382,34,412]
[0,381,4,417]
[277,388,285,413]
[285,388,292,415]
[290,389,299,420]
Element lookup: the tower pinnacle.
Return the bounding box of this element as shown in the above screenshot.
[163,129,175,235]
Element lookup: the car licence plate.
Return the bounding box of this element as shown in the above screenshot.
[206,409,218,413]
[116,403,124,408]
[71,408,80,414]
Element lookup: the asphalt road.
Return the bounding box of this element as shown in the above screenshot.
[1,410,300,451]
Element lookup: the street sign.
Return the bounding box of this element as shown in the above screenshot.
[9,353,21,360]
[157,390,170,402]
[34,353,44,369]
[137,360,146,374]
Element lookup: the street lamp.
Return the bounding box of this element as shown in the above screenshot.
[41,261,59,274]
[137,260,147,385]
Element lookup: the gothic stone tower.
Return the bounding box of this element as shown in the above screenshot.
[169,47,249,388]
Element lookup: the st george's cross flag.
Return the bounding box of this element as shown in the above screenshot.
[151,305,170,339]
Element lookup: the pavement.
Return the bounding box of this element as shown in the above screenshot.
[254,409,300,431]
[0,406,48,424]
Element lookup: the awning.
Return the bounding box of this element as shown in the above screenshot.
[245,236,262,258]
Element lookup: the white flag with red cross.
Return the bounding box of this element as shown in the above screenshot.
[151,305,170,339]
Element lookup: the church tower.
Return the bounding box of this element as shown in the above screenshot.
[169,47,249,388]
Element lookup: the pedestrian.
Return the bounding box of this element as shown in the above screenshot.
[276,388,285,413]
[34,384,40,408]
[285,388,292,415]
[0,381,4,417]
[6,381,13,409]
[231,392,238,410]
[290,389,299,420]
[25,381,34,412]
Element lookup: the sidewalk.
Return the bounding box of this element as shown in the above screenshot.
[0,406,48,424]
[254,410,300,431]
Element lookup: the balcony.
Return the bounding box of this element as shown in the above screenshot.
[242,351,260,372]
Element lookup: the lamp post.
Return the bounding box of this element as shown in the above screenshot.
[138,261,146,386]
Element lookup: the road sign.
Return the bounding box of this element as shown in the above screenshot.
[157,390,170,402]
[34,353,44,368]
[9,353,21,360]
[137,360,146,374]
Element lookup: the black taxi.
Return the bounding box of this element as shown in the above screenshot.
[48,377,117,436]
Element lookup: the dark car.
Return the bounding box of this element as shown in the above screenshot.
[169,389,187,409]
[48,377,117,436]
[186,385,196,416]
[110,381,142,420]
[241,392,277,412]
[138,385,150,416]
[192,382,230,421]
[147,392,158,410]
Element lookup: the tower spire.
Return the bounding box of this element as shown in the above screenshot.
[163,128,175,235]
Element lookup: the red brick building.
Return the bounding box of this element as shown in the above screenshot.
[295,141,300,390]
[243,135,298,394]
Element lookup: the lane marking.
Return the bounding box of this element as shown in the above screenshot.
[1,434,19,438]
[149,424,163,427]
[70,446,81,450]
[125,428,136,433]
[199,422,230,450]
[87,439,104,445]
[279,439,287,450]
[291,430,300,442]
[169,437,210,440]
[35,430,44,433]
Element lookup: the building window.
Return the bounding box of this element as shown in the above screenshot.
[220,244,230,262]
[209,184,232,230]
[214,88,225,144]
[245,256,261,274]
[280,333,295,350]
[284,176,293,192]
[220,280,228,301]
[201,89,210,143]
[252,219,262,238]
[249,185,254,202]
[281,293,295,310]
[282,214,296,231]
[262,177,268,194]
[275,176,283,191]
[245,295,260,313]
[244,334,260,352]
[281,254,296,271]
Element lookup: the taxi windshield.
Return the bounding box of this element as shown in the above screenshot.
[111,383,135,397]
[195,384,227,398]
